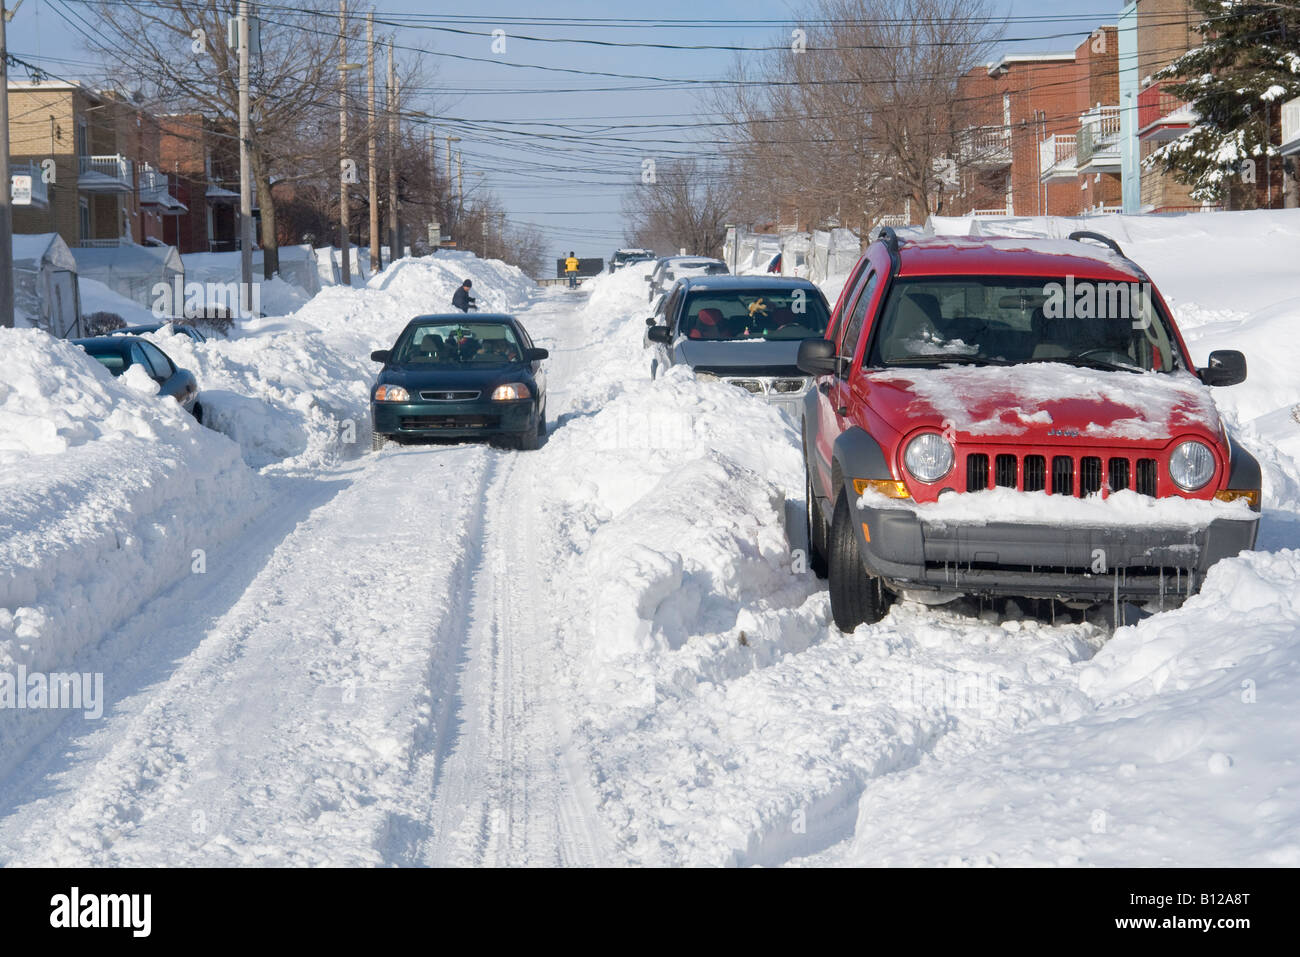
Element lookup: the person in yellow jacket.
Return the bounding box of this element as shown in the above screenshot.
[565,251,580,288]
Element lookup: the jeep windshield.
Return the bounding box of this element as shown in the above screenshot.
[866,277,1181,373]
[681,289,830,341]
[390,322,524,366]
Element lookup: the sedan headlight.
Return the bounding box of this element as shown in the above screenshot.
[904,432,955,484]
[491,383,532,401]
[1169,440,1215,490]
[771,378,808,394]
[374,384,409,402]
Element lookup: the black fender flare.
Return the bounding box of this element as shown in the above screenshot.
[1226,434,1262,507]
[830,426,893,507]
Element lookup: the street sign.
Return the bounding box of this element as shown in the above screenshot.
[10,174,31,206]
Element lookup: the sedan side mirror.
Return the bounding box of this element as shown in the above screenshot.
[644,275,653,282]
[647,326,671,345]
[797,337,839,376]
[1199,349,1246,387]
[523,347,549,361]
[370,349,391,363]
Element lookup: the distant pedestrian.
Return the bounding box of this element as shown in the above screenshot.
[452,279,477,312]
[565,251,580,289]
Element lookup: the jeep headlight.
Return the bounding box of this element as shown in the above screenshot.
[904,433,955,484]
[1169,440,1215,490]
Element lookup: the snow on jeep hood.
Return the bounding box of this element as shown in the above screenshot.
[869,363,1220,442]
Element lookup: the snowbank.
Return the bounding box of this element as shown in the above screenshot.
[0,328,266,773]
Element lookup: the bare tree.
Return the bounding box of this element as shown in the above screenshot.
[715,0,1002,230]
[92,0,362,278]
[623,157,732,256]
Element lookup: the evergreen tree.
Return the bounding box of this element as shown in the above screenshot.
[1146,1,1300,207]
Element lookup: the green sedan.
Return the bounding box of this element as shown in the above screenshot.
[369,314,549,451]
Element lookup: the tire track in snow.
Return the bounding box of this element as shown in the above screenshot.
[421,292,609,867]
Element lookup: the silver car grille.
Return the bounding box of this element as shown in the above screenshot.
[723,377,809,397]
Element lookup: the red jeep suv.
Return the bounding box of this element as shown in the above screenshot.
[799,228,1261,632]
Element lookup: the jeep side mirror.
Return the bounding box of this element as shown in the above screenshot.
[523,347,549,362]
[1199,349,1246,387]
[797,337,839,376]
[645,317,656,327]
[647,326,671,345]
[370,349,391,363]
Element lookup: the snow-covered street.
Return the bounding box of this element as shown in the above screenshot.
[3,213,1300,867]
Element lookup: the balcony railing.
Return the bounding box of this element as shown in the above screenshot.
[138,163,188,213]
[78,237,133,248]
[1138,82,1194,141]
[959,126,1012,167]
[9,163,49,208]
[969,207,1012,217]
[78,154,134,193]
[1038,133,1078,181]
[1077,106,1121,170]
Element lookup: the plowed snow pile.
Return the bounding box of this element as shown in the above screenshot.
[0,328,266,774]
[548,213,1300,866]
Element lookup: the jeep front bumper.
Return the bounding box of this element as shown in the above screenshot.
[855,504,1259,602]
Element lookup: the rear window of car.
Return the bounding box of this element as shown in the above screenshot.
[88,353,127,375]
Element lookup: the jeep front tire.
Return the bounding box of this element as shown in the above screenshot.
[828,491,893,631]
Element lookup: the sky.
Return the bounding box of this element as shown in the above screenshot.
[4,0,1123,266]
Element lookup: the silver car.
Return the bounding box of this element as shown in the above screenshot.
[645,275,831,419]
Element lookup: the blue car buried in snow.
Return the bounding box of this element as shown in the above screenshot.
[369,314,549,451]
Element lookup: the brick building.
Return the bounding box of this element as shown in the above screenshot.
[158,114,247,253]
[948,27,1123,220]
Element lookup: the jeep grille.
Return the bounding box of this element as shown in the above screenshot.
[965,452,1160,497]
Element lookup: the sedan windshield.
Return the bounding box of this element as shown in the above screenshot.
[680,289,829,341]
[865,277,1181,373]
[390,322,524,366]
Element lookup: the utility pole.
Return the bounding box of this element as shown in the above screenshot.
[0,0,21,329]
[387,44,398,262]
[337,0,351,285]
[456,150,463,214]
[237,0,253,313]
[366,13,379,273]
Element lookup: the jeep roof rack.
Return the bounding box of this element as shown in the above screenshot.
[1067,230,1126,259]
[870,225,903,254]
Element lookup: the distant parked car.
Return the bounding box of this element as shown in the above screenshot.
[645,275,830,419]
[611,248,656,271]
[646,255,729,302]
[73,335,203,421]
[116,321,208,344]
[369,313,549,451]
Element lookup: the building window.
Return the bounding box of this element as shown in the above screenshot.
[78,197,90,241]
